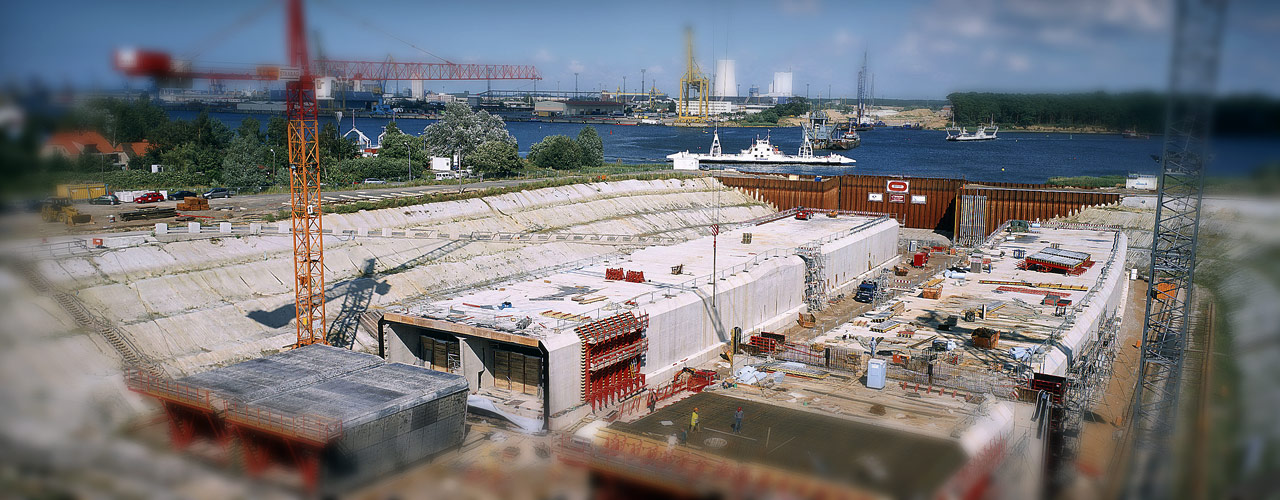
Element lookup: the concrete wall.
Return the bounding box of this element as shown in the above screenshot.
[819,219,900,294]
[324,390,467,492]
[1042,232,1129,375]
[29,179,773,376]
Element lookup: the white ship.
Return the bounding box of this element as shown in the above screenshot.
[945,125,998,141]
[668,129,855,168]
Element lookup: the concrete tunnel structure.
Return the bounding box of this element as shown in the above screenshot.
[379,213,902,429]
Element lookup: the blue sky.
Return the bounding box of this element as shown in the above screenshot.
[3,0,1277,99]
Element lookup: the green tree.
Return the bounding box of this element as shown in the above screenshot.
[666,102,676,113]
[466,140,522,178]
[423,102,515,159]
[528,135,581,170]
[237,117,264,143]
[319,122,359,163]
[378,122,426,179]
[575,126,604,167]
[221,135,271,188]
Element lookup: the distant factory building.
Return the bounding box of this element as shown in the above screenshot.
[768,71,793,97]
[533,100,568,117]
[564,100,626,116]
[683,100,737,116]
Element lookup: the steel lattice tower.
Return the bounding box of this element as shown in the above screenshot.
[1126,0,1226,497]
[286,0,325,347]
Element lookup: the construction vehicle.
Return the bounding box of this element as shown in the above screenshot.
[854,280,878,303]
[39,197,72,222]
[41,198,92,226]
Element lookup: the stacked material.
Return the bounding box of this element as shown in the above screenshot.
[176,196,210,211]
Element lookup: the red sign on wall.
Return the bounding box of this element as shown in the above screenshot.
[889,193,907,203]
[886,180,910,193]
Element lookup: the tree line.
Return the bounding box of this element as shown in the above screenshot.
[1,98,607,194]
[947,91,1280,134]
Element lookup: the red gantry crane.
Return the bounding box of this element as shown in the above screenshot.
[116,0,541,347]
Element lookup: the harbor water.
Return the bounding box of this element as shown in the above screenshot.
[172,111,1278,184]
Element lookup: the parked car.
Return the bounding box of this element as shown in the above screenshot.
[361,178,387,185]
[203,187,232,199]
[168,190,198,201]
[134,192,164,204]
[90,194,121,205]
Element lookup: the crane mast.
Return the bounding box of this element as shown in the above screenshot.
[285,0,325,347]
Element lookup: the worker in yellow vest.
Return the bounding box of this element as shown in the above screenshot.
[690,407,700,433]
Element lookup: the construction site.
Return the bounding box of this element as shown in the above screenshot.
[0,162,1224,498]
[2,0,1265,498]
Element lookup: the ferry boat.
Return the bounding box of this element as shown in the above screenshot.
[945,125,998,142]
[667,129,855,165]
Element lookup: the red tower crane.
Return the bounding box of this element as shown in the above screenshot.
[115,0,540,348]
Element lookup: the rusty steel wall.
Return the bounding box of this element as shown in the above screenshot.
[718,174,1121,233]
[961,185,1121,232]
[838,176,964,230]
[718,175,840,211]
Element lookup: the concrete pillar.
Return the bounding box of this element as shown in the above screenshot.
[385,324,421,365]
[188,222,200,234]
[461,337,491,392]
[249,223,262,234]
[219,222,232,233]
[155,223,168,235]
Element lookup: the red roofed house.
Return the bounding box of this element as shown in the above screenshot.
[42,131,154,169]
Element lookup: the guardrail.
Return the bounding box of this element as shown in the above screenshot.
[224,401,343,445]
[153,221,684,247]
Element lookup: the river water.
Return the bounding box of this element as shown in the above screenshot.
[174,110,1278,184]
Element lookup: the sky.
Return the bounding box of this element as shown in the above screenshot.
[2,0,1278,99]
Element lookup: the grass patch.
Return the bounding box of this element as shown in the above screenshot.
[1045,175,1127,188]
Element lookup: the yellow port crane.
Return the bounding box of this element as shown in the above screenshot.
[677,27,709,123]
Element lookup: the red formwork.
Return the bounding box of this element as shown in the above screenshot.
[125,368,228,451]
[578,312,650,411]
[127,368,345,492]
[224,400,343,492]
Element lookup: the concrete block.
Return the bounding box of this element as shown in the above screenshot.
[278,221,289,234]
[249,223,261,234]
[357,227,368,237]
[188,222,200,234]
[219,222,231,233]
[155,223,167,235]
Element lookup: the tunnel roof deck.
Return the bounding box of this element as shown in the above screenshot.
[401,215,896,343]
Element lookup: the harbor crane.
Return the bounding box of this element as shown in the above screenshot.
[677,27,710,123]
[115,0,540,348]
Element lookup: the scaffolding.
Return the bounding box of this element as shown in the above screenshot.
[796,243,828,312]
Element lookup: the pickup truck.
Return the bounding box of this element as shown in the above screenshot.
[854,280,878,303]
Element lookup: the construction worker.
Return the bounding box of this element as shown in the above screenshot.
[690,407,700,433]
[733,407,744,433]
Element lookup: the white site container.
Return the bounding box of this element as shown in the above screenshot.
[866,358,887,390]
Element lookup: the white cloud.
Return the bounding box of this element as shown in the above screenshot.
[534,48,555,63]
[568,60,585,73]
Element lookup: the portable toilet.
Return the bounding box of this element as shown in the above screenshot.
[866,358,886,389]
